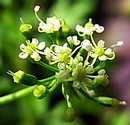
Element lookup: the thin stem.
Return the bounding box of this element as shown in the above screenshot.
[86,75,97,78]
[48,34,56,44]
[71,45,81,56]
[77,48,84,56]
[49,78,61,93]
[35,61,59,72]
[90,56,98,66]
[90,34,97,48]
[0,86,35,105]
[38,75,56,85]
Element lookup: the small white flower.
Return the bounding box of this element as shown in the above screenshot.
[34,5,40,12]
[67,35,80,46]
[19,39,45,61]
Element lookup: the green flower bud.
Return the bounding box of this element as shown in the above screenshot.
[93,74,109,88]
[94,96,126,107]
[64,107,76,122]
[19,18,33,39]
[33,85,46,98]
[62,23,71,33]
[20,23,32,33]
[7,70,38,86]
[85,18,94,28]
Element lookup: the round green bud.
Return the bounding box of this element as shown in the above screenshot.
[62,23,71,33]
[85,18,94,28]
[20,24,32,33]
[64,107,76,122]
[19,18,33,39]
[33,85,46,98]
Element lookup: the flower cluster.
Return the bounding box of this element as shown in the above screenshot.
[19,38,45,61]
[7,5,126,122]
[34,5,64,34]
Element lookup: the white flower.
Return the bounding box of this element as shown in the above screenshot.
[46,16,63,32]
[67,35,80,46]
[76,19,104,36]
[44,43,72,69]
[35,6,64,34]
[76,25,91,36]
[38,22,54,33]
[19,38,45,61]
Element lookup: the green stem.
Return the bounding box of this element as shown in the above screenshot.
[36,61,59,72]
[49,78,61,93]
[77,48,84,56]
[38,75,56,85]
[0,86,35,105]
[90,34,97,47]
[48,34,56,44]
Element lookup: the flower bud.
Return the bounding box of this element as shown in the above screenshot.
[94,96,126,107]
[93,74,109,88]
[33,85,46,98]
[62,23,71,34]
[64,107,76,122]
[19,18,33,39]
[7,70,38,86]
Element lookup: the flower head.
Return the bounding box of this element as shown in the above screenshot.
[34,6,64,34]
[76,18,104,36]
[19,38,45,61]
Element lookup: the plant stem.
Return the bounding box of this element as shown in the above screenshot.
[38,75,56,85]
[0,86,35,105]
[49,78,61,93]
[36,61,59,72]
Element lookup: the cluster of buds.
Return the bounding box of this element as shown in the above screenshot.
[8,5,126,122]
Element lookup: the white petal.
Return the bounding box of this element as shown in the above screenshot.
[31,38,39,45]
[96,26,104,33]
[67,36,72,42]
[37,42,45,50]
[20,43,26,52]
[31,52,41,61]
[99,55,107,61]
[19,52,28,59]
[98,40,105,46]
[105,48,112,55]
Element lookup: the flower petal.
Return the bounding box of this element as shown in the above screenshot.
[20,43,26,52]
[37,42,45,50]
[19,52,28,59]
[31,38,39,45]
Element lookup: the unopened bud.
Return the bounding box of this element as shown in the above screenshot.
[64,107,76,122]
[33,85,46,98]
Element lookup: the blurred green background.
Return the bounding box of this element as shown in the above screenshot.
[0,0,130,125]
